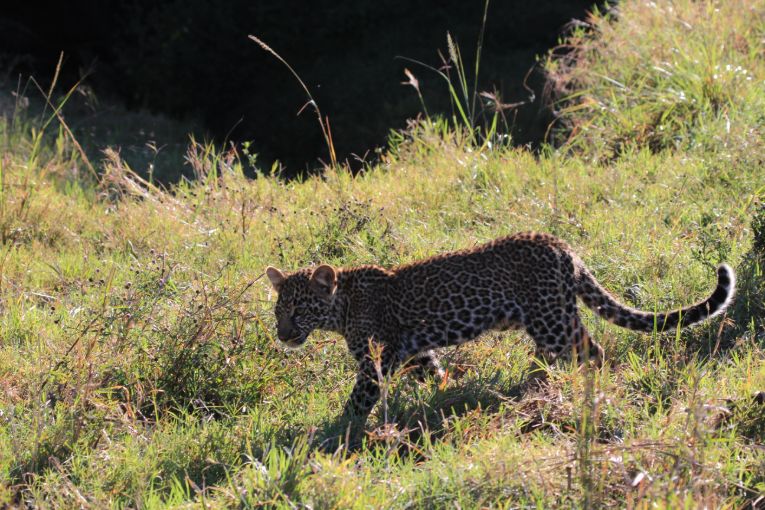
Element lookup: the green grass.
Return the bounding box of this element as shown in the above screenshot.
[1,0,765,507]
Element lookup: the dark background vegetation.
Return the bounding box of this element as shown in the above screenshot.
[1,1,599,179]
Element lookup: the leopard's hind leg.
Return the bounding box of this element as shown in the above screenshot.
[527,310,603,366]
[524,271,604,367]
[566,313,603,366]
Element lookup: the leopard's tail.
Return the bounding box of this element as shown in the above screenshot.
[576,263,736,332]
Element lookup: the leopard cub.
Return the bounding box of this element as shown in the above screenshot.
[266,232,735,423]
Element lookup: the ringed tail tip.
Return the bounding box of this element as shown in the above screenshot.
[712,263,736,316]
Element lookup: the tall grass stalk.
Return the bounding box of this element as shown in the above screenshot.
[249,35,338,168]
[398,0,517,148]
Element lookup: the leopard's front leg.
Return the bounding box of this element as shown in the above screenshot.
[342,360,381,421]
[342,338,399,422]
[397,331,445,382]
[403,349,445,382]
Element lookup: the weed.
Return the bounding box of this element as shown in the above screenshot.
[249,35,337,169]
[398,0,525,151]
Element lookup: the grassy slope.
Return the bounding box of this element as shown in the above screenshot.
[1,0,764,507]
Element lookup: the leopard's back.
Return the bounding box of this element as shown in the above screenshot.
[380,232,580,351]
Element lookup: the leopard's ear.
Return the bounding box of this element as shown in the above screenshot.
[310,264,337,297]
[266,266,286,293]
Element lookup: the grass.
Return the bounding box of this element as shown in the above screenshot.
[1,0,764,507]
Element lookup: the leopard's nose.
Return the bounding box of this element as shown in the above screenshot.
[277,324,294,342]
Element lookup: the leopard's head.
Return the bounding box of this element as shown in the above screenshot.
[265,265,338,348]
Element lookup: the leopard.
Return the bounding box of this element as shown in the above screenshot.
[265,231,736,424]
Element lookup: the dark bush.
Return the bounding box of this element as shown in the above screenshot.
[2,1,600,177]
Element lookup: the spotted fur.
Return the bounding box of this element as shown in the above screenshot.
[266,232,736,422]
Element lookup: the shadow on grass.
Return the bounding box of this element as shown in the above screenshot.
[310,366,548,456]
